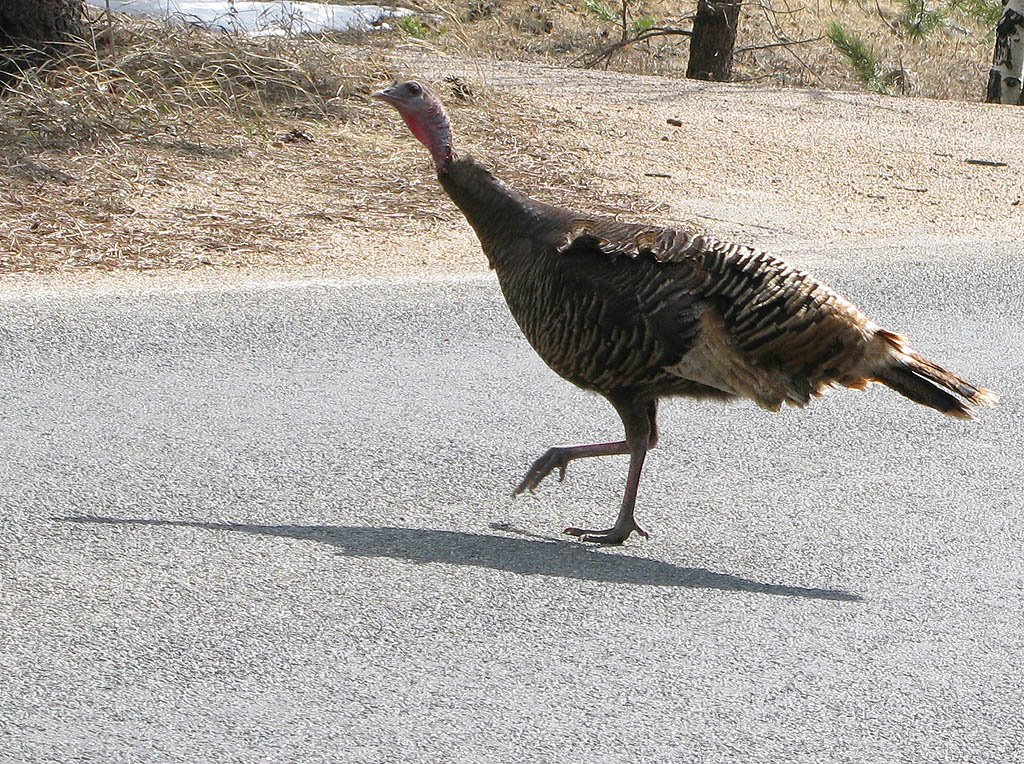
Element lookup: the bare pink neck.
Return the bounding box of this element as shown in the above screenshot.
[402,103,454,173]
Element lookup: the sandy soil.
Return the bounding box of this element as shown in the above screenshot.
[373,52,1023,251]
[2,50,1021,290]
[322,51,1024,278]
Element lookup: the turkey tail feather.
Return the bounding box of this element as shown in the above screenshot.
[872,329,997,419]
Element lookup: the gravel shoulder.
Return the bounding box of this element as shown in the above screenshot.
[340,51,1024,277]
[3,51,1021,291]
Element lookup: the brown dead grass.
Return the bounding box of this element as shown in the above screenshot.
[0,1,1005,275]
[0,12,668,275]
[0,12,390,272]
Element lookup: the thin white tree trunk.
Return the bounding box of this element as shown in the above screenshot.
[988,0,1024,104]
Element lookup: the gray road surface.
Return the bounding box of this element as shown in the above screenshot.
[2,244,1022,763]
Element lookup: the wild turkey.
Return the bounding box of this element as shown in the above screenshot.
[373,80,996,544]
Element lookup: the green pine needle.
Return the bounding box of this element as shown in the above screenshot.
[827,21,887,93]
[948,0,1002,28]
[582,0,617,23]
[902,0,947,41]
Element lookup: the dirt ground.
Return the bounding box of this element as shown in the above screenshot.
[2,48,1022,289]
[366,50,1024,261]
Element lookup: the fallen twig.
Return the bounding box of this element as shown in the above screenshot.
[578,24,694,69]
[735,35,824,54]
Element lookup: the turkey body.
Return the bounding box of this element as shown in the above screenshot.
[443,157,884,413]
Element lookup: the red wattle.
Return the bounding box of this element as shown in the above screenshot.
[401,112,434,153]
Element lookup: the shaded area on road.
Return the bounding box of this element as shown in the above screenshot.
[58,515,862,602]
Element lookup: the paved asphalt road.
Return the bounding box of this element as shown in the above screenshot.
[2,244,1022,763]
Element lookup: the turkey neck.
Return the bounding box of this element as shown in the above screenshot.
[438,157,564,270]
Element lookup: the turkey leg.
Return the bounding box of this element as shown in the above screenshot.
[513,400,658,495]
[516,398,656,545]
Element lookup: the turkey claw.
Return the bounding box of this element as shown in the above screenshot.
[513,447,571,496]
[563,521,648,545]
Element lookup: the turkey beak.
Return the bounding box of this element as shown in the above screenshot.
[371,87,400,106]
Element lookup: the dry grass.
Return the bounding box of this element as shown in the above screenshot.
[0,12,399,272]
[0,11,663,275]
[0,0,1003,274]
[733,0,997,99]
[0,15,388,147]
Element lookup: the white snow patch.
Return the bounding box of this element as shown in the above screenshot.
[88,0,417,36]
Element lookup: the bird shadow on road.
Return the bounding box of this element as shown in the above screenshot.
[57,515,861,602]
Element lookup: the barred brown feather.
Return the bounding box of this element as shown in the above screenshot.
[438,155,994,418]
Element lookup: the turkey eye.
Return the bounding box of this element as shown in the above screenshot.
[407,83,422,96]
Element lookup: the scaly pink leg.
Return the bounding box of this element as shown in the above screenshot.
[516,398,657,545]
[513,440,630,496]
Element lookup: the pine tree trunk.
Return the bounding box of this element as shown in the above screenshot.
[686,0,741,82]
[0,0,85,89]
[987,0,1024,104]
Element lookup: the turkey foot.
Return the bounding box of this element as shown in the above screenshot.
[513,441,630,496]
[563,518,649,545]
[513,447,571,495]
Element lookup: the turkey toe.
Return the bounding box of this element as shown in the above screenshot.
[513,447,572,495]
[564,521,649,545]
